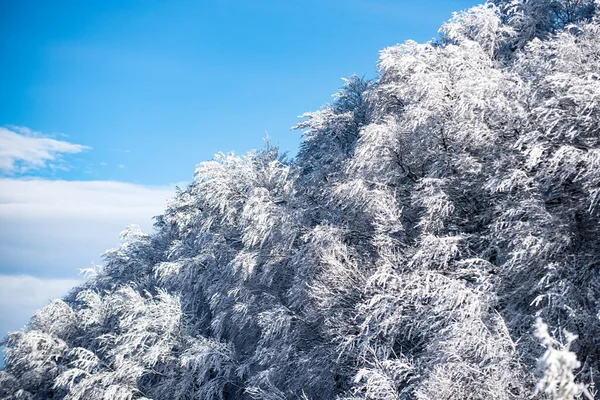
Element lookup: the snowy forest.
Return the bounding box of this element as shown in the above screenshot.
[3,0,600,398]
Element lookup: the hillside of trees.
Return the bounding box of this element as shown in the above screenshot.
[3,0,600,398]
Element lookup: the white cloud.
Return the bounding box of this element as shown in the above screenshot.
[0,274,81,335]
[0,178,182,364]
[0,126,89,173]
[0,178,177,278]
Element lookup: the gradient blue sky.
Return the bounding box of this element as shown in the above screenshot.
[1,0,479,184]
[0,0,480,360]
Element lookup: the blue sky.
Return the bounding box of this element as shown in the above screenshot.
[1,0,479,184]
[0,0,480,360]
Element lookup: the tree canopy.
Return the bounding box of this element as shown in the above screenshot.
[3,1,600,399]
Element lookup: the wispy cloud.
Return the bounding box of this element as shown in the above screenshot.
[0,178,178,278]
[0,126,90,173]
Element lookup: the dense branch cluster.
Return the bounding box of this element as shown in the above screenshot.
[3,1,600,398]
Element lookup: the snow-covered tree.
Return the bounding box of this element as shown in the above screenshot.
[3,1,600,399]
